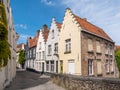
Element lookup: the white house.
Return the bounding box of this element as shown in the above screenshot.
[45,18,61,73]
[35,25,49,72]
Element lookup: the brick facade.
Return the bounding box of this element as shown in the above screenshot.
[81,31,116,77]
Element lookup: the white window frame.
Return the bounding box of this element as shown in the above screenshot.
[65,39,71,52]
[88,59,93,75]
[54,43,58,54]
[105,59,109,73]
[48,45,52,55]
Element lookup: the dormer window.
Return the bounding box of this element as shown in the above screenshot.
[52,30,54,39]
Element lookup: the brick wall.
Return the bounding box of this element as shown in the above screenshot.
[81,31,118,77]
[51,73,120,90]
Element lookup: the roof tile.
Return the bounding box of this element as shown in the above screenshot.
[74,15,112,41]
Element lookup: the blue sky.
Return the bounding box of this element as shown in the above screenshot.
[11,0,120,45]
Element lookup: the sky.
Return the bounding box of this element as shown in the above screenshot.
[10,0,120,45]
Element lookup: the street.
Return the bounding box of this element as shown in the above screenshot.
[5,70,65,90]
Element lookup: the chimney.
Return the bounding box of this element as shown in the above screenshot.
[83,18,87,21]
[42,24,48,32]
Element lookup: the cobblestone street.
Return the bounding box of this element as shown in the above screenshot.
[5,70,65,90]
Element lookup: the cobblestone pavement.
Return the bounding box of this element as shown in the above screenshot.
[5,70,65,90]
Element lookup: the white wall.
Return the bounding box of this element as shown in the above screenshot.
[45,18,60,73]
[35,30,46,72]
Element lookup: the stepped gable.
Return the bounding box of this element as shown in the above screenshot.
[69,10,113,41]
[42,24,49,42]
[28,30,40,48]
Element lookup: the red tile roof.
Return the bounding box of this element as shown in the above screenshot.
[17,43,23,49]
[74,15,112,41]
[42,29,49,42]
[28,31,39,48]
[116,45,120,50]
[56,22,61,29]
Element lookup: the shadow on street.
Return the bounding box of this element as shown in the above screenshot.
[5,70,50,90]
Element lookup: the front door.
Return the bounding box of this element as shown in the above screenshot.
[68,60,75,74]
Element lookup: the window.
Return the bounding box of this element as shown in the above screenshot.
[48,45,52,55]
[110,60,114,72]
[27,51,29,58]
[105,44,108,54]
[39,52,41,59]
[33,48,35,57]
[54,43,58,54]
[105,60,109,73]
[88,59,93,75]
[96,41,101,53]
[46,61,49,71]
[110,45,113,55]
[97,60,102,74]
[42,51,44,59]
[51,61,54,72]
[52,30,54,39]
[60,60,63,73]
[88,39,93,51]
[39,42,41,50]
[36,52,38,59]
[30,50,31,58]
[65,39,71,53]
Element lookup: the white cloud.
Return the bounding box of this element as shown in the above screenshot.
[15,24,27,29]
[18,34,33,44]
[61,0,120,45]
[40,0,55,6]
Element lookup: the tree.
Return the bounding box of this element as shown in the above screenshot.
[18,50,26,68]
[115,49,120,77]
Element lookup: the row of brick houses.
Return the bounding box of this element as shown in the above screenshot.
[25,8,119,78]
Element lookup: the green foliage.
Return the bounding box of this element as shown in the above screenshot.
[0,4,10,68]
[18,50,26,65]
[0,4,7,26]
[115,49,120,77]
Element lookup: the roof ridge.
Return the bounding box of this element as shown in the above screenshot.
[73,14,112,42]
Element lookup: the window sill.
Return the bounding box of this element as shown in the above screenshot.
[89,74,94,77]
[96,52,102,54]
[111,71,114,74]
[64,51,71,54]
[106,72,110,74]
[88,50,94,53]
[97,74,102,76]
[48,54,52,56]
[54,53,58,56]
[105,53,109,56]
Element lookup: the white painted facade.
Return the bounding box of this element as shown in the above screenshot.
[35,30,46,72]
[0,0,19,89]
[45,18,60,73]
